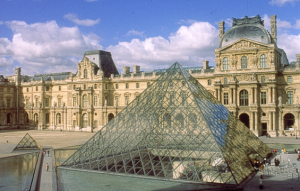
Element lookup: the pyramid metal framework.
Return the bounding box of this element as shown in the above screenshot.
[13,133,41,151]
[61,62,272,185]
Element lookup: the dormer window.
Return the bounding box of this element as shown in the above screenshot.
[288,76,292,83]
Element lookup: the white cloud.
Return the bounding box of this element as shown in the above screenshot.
[295,19,300,29]
[178,19,198,25]
[278,33,300,62]
[107,21,218,71]
[0,20,102,75]
[262,14,293,29]
[126,30,145,37]
[0,56,13,67]
[269,0,298,6]
[64,13,100,26]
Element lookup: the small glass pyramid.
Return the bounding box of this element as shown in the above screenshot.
[61,62,272,185]
[13,133,41,151]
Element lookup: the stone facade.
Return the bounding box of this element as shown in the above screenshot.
[1,15,300,137]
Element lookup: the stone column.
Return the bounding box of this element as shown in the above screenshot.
[273,87,276,103]
[269,112,272,131]
[64,108,67,130]
[219,88,222,102]
[250,112,254,130]
[229,88,232,104]
[253,88,256,104]
[255,112,259,135]
[215,89,219,100]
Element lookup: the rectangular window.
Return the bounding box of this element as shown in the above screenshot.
[36,86,38,91]
[105,84,107,89]
[58,98,62,107]
[7,88,10,92]
[115,84,118,89]
[261,92,266,104]
[94,96,97,106]
[73,97,77,106]
[46,113,49,124]
[59,86,61,91]
[26,99,29,107]
[125,96,129,105]
[288,91,293,104]
[26,88,29,92]
[45,98,50,107]
[94,84,97,89]
[46,86,49,91]
[115,96,119,106]
[224,93,229,105]
[126,83,129,89]
[136,83,139,88]
[288,76,292,83]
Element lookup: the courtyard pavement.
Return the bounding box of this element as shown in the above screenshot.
[1,130,300,190]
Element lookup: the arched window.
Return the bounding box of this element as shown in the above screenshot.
[224,77,228,84]
[83,95,88,107]
[261,76,265,83]
[223,57,229,70]
[83,69,87,78]
[208,79,211,85]
[56,113,61,124]
[241,56,247,69]
[260,54,267,68]
[287,76,292,83]
[82,113,88,128]
[240,90,249,106]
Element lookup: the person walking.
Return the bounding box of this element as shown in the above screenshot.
[46,163,49,172]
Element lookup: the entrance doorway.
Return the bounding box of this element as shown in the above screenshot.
[284,113,295,130]
[239,113,250,128]
[261,123,267,136]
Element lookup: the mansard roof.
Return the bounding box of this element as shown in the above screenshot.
[25,72,72,82]
[220,15,273,48]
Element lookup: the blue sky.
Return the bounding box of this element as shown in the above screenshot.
[1,0,300,75]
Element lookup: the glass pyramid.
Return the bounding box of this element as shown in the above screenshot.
[13,133,41,151]
[61,62,272,185]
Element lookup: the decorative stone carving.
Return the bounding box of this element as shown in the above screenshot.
[251,73,258,81]
[252,54,258,68]
[278,96,282,107]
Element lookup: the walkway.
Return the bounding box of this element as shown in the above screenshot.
[39,149,54,191]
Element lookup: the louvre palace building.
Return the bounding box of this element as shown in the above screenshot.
[0,15,299,138]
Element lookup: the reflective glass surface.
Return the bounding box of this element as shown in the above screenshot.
[61,62,272,186]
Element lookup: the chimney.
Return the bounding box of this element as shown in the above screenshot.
[133,65,140,74]
[218,21,225,44]
[203,60,209,70]
[123,66,130,74]
[271,15,277,44]
[296,54,300,69]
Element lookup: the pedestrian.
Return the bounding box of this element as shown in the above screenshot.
[46,163,49,172]
[259,175,263,189]
[47,150,49,156]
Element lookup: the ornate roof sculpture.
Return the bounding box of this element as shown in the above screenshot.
[60,62,272,188]
[13,133,41,151]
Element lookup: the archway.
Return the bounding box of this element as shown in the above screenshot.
[82,113,88,128]
[108,113,114,122]
[24,113,29,124]
[239,113,250,128]
[7,113,12,125]
[34,113,39,126]
[284,113,295,130]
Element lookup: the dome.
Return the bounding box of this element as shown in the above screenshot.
[219,15,273,48]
